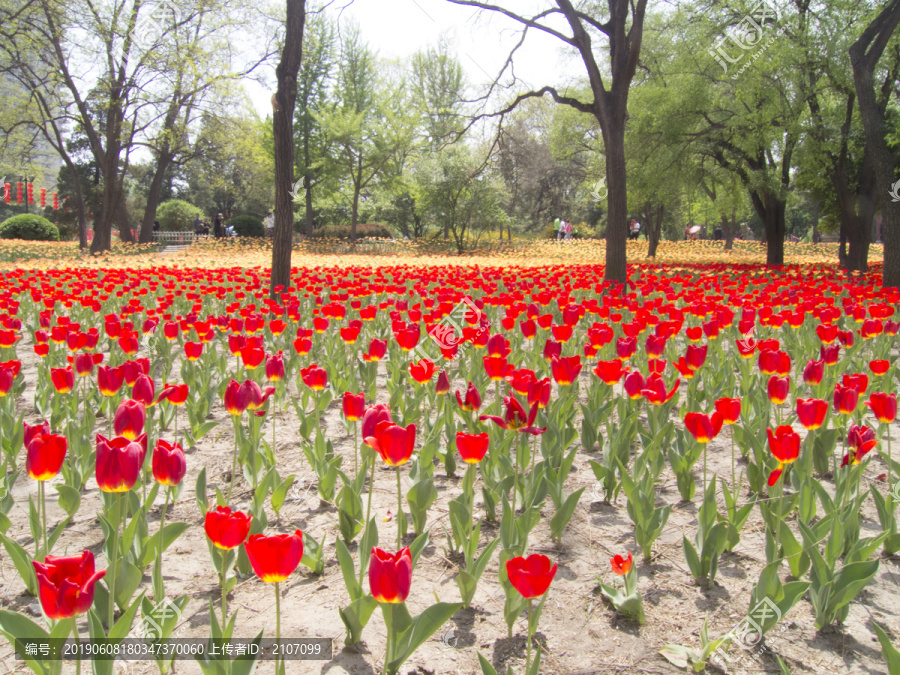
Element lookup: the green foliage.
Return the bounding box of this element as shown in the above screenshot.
[0,214,59,241]
[307,223,393,239]
[228,215,265,238]
[157,200,200,232]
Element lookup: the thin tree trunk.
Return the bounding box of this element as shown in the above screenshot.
[140,154,172,243]
[603,117,628,283]
[304,173,313,237]
[270,0,306,298]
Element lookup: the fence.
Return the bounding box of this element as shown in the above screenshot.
[151,232,211,245]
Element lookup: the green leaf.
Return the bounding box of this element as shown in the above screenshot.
[477,652,499,675]
[54,485,80,517]
[335,538,362,601]
[0,533,36,595]
[388,602,462,673]
[195,468,208,516]
[272,474,296,513]
[873,622,900,675]
[140,522,190,567]
[550,487,584,541]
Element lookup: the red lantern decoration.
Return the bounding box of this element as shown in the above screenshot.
[3,183,9,203]
[16,182,23,204]
[40,188,46,207]
[52,192,58,210]
[27,183,33,204]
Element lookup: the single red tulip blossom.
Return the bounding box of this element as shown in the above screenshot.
[528,377,551,409]
[833,384,859,415]
[870,360,890,376]
[300,364,328,391]
[244,530,304,582]
[409,359,437,383]
[867,392,897,423]
[456,431,490,463]
[369,546,412,603]
[113,399,146,440]
[366,422,416,466]
[361,404,393,443]
[98,366,124,397]
[156,383,189,406]
[265,353,285,382]
[684,411,724,444]
[50,367,74,394]
[27,434,67,481]
[184,342,203,361]
[594,360,629,385]
[714,398,741,425]
[479,397,545,435]
[132,374,155,406]
[610,552,633,576]
[506,554,557,599]
[767,426,800,486]
[152,439,186,486]
[455,382,482,412]
[623,371,646,399]
[435,370,451,394]
[24,420,51,448]
[796,398,828,430]
[342,392,366,421]
[224,379,252,416]
[95,435,143,492]
[767,375,790,405]
[32,551,106,620]
[550,355,582,385]
[205,506,252,550]
[803,359,824,386]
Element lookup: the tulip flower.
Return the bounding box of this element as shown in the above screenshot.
[796,398,828,430]
[455,382,482,412]
[456,431,489,464]
[265,352,285,382]
[550,355,582,385]
[96,435,143,493]
[616,336,637,360]
[363,338,387,361]
[645,334,666,358]
[479,396,545,435]
[623,371,646,399]
[97,366,124,397]
[73,352,102,377]
[685,344,707,371]
[594,359,628,385]
[244,530,303,583]
[870,360,890,376]
[369,546,412,604]
[113,399,146,440]
[300,364,328,390]
[24,420,50,448]
[366,422,416,547]
[867,392,897,423]
[204,506,252,550]
[409,358,437,383]
[506,553,557,672]
[842,373,868,395]
[240,346,265,370]
[527,377,551,409]
[343,392,366,421]
[542,339,562,361]
[157,383,188,406]
[767,425,800,486]
[767,375,790,405]
[50,367,74,394]
[184,341,203,361]
[32,551,106,620]
[610,552,634,576]
[152,439,186,487]
[132,374,155,406]
[803,359,824,386]
[714,398,741,425]
[843,424,877,466]
[122,358,150,386]
[435,369,450,394]
[641,374,679,406]
[820,344,841,365]
[293,336,312,356]
[520,318,536,339]
[833,383,859,415]
[684,411,723,444]
[26,433,67,481]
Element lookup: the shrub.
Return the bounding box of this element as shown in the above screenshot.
[157,199,200,232]
[228,215,265,238]
[307,223,393,239]
[0,214,60,241]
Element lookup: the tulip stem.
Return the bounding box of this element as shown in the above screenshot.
[888,431,894,503]
[227,423,238,504]
[73,618,81,675]
[396,466,402,549]
[274,581,282,674]
[525,597,534,673]
[353,422,358,476]
[107,493,121,631]
[512,435,518,513]
[155,488,170,602]
[730,432,736,500]
[39,481,48,560]
[220,567,227,627]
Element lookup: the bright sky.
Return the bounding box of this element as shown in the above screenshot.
[246,0,583,116]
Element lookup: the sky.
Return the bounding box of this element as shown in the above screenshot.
[245,0,582,116]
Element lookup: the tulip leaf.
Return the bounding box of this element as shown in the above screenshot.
[873,622,900,675]
[409,530,430,569]
[271,474,296,514]
[0,532,37,595]
[54,485,80,517]
[549,487,584,542]
[339,595,378,646]
[195,468,208,516]
[477,652,500,675]
[46,516,72,555]
[301,531,325,575]
[230,630,264,675]
[335,538,362,600]
[388,602,462,673]
[140,522,190,567]
[115,558,143,611]
[0,611,57,675]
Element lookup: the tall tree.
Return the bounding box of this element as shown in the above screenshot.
[447,0,649,284]
[850,0,900,287]
[270,0,306,298]
[294,6,336,237]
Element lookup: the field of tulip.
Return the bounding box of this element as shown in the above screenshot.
[0,252,898,675]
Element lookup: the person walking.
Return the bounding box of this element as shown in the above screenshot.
[556,216,565,241]
[213,213,225,239]
[564,220,573,240]
[264,211,275,239]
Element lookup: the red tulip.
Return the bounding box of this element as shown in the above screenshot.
[96,435,143,492]
[365,422,416,466]
[409,358,437,383]
[152,439,186,486]
[594,359,628,385]
[550,355,582,385]
[435,370,450,395]
[122,359,150,386]
[343,392,366,421]
[767,425,800,486]
[363,338,387,362]
[796,398,828,430]
[245,381,275,411]
[528,377,551,409]
[509,369,536,395]
[684,411,724,444]
[519,319,537,339]
[642,374,679,406]
[73,352,102,377]
[483,355,512,381]
[767,375,790,405]
[623,371,646,399]
[224,379,251,415]
[833,383,859,415]
[610,552,633,576]
[506,554,557,599]
[244,530,304,582]
[867,392,897,423]
[456,431,489,463]
[204,506,252,550]
[369,547,412,603]
[870,360,890,376]
[479,397,545,435]
[820,343,841,365]
[394,325,420,351]
[50,367,74,394]
[265,352,285,382]
[293,336,312,356]
[184,342,203,361]
[156,383,189,406]
[132,374,155,406]
[685,344,707,371]
[645,334,666,358]
[616,336,637,360]
[803,359,824,386]
[240,346,265,370]
[714,398,741,425]
[26,433,67,481]
[32,551,106,619]
[455,382,482,411]
[300,364,328,390]
[97,366,124,397]
[842,373,868,395]
[24,420,50,448]
[113,399,145,440]
[844,424,877,466]
[361,404,392,442]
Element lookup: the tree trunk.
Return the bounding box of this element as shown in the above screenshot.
[850,0,900,287]
[304,173,314,237]
[646,202,664,258]
[270,0,306,298]
[603,117,628,284]
[140,154,172,243]
[725,205,735,251]
[117,199,134,243]
[750,190,786,266]
[350,180,360,243]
